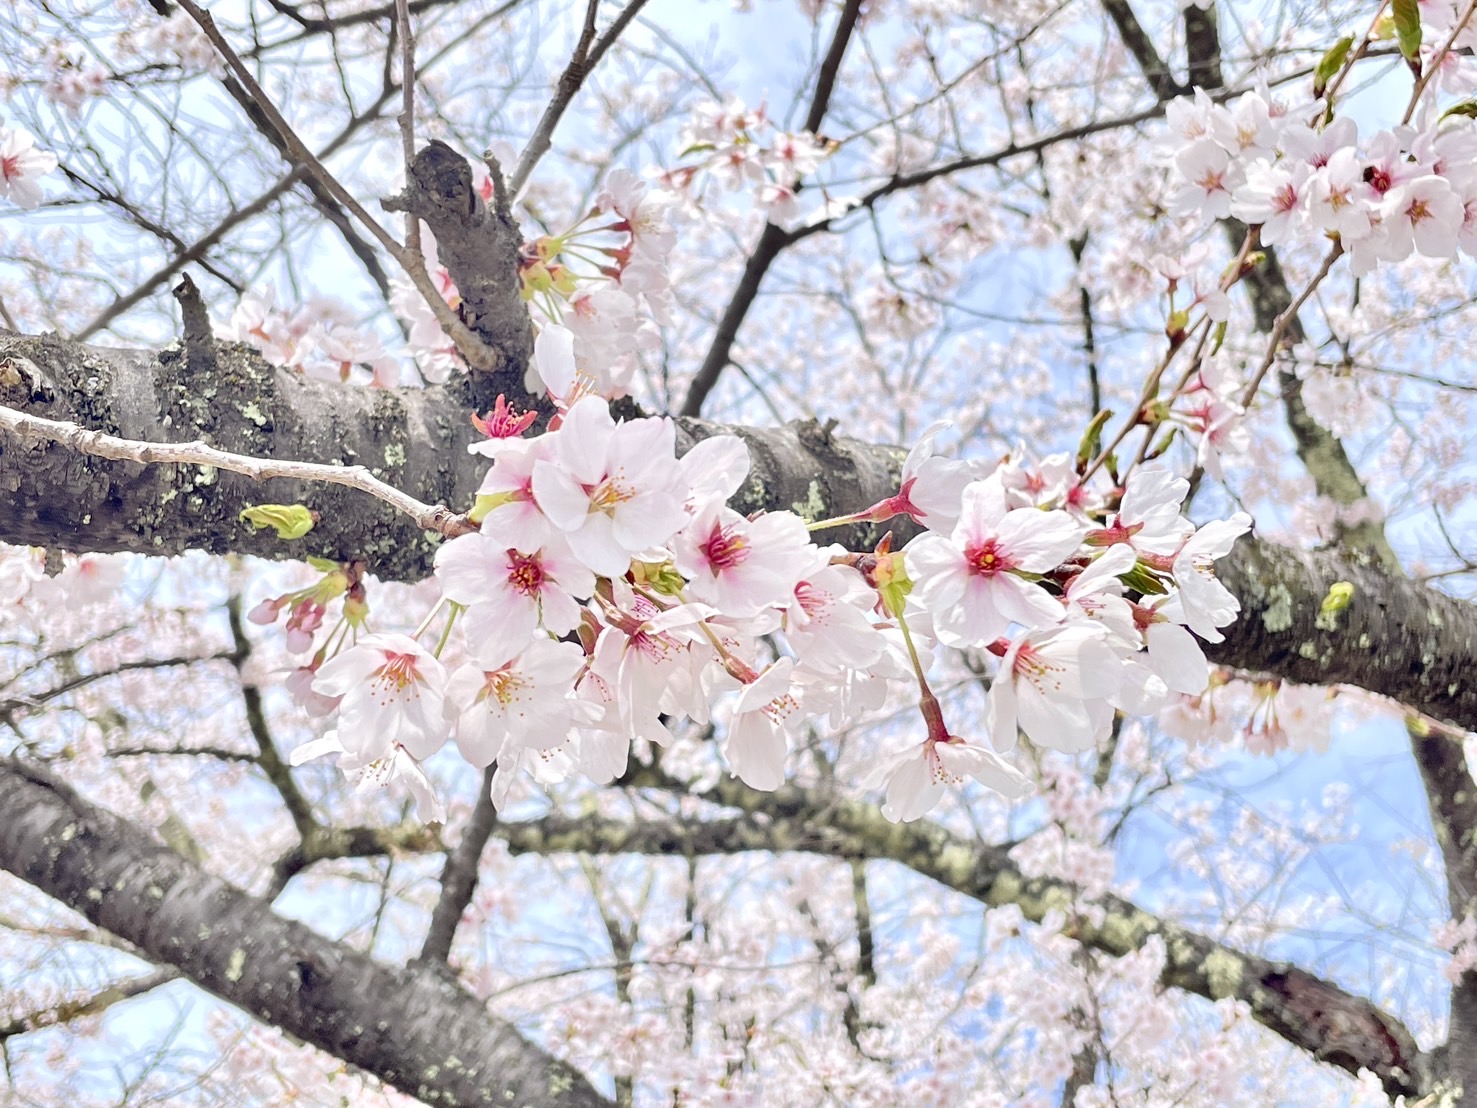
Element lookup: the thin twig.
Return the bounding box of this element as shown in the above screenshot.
[395,0,422,260]
[173,0,501,370]
[1239,240,1344,409]
[1403,0,1477,124]
[506,0,653,198]
[0,403,476,539]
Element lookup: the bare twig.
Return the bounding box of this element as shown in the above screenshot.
[0,969,178,1043]
[506,0,653,198]
[1239,240,1344,408]
[0,404,477,539]
[678,0,865,417]
[173,0,502,371]
[395,0,422,260]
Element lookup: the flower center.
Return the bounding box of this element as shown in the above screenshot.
[966,538,1011,577]
[703,520,749,571]
[483,668,527,706]
[372,651,423,701]
[506,550,546,596]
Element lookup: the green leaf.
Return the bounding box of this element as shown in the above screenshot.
[1314,36,1354,97]
[1075,408,1114,470]
[1393,0,1422,60]
[306,555,340,572]
[239,503,315,540]
[1441,99,1477,121]
[1121,560,1170,597]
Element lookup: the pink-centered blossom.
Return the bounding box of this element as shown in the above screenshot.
[310,633,449,762]
[906,478,1085,647]
[986,620,1118,754]
[531,396,689,577]
[672,506,812,618]
[0,126,58,210]
[435,531,594,667]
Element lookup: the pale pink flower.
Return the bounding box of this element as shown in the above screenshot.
[476,436,557,554]
[1171,139,1236,220]
[435,532,593,666]
[1382,175,1463,260]
[725,658,802,790]
[1161,513,1253,643]
[598,167,677,260]
[680,434,751,516]
[1230,160,1310,245]
[289,732,445,822]
[444,639,595,766]
[590,588,714,746]
[672,506,813,618]
[1308,147,1376,240]
[906,478,1085,647]
[874,734,1031,822]
[784,561,887,672]
[986,620,1118,754]
[879,420,975,531]
[310,633,449,761]
[531,396,689,577]
[1111,464,1193,557]
[0,125,59,210]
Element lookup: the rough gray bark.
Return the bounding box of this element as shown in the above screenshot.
[0,756,609,1108]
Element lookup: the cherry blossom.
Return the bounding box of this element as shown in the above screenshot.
[308,633,449,762]
[875,734,1032,823]
[906,478,1085,647]
[444,639,595,767]
[531,396,689,577]
[986,619,1119,754]
[0,125,59,210]
[434,532,594,666]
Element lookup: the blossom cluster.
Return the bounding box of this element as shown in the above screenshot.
[276,392,1249,823]
[663,96,835,225]
[1166,88,1477,275]
[215,286,406,386]
[521,169,678,400]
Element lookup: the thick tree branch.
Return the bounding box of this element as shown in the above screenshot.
[494,785,1434,1099]
[0,756,607,1107]
[4,329,1477,733]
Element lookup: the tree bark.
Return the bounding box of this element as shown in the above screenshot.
[0,756,609,1108]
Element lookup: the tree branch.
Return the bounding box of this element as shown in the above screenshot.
[494,785,1434,1099]
[6,328,1477,733]
[416,765,498,966]
[678,0,865,417]
[0,755,607,1107]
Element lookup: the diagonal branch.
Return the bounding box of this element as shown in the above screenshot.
[506,0,653,199]
[495,784,1434,1099]
[416,765,498,966]
[0,755,608,1107]
[678,0,866,417]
